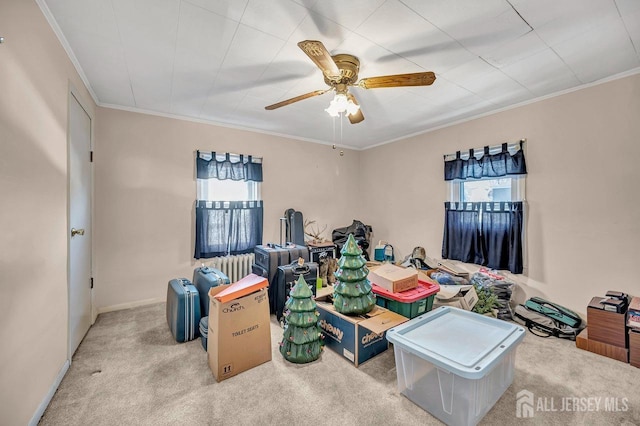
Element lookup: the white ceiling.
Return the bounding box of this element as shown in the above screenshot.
[41,0,640,149]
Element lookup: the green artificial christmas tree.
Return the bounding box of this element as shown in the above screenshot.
[280,275,323,363]
[333,233,376,315]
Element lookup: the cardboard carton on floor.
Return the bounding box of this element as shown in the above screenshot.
[433,285,478,311]
[368,264,418,293]
[207,274,271,382]
[316,297,407,367]
[628,297,640,330]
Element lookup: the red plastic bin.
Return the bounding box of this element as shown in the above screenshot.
[372,279,440,319]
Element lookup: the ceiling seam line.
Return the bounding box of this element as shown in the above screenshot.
[168,0,183,114]
[196,1,250,117]
[109,0,137,106]
[506,0,534,31]
[613,1,640,59]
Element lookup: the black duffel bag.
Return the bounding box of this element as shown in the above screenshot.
[332,220,372,260]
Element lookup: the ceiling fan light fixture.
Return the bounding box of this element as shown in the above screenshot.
[325,93,360,117]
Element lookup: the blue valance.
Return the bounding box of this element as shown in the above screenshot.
[196,151,263,182]
[444,143,527,181]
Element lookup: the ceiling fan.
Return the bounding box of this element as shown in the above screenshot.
[265,40,436,124]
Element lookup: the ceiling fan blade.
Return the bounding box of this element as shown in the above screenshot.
[358,72,436,89]
[346,93,364,124]
[264,89,329,110]
[297,40,341,80]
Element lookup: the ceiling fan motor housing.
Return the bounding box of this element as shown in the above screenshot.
[324,54,360,86]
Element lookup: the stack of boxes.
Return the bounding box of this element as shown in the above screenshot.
[577,291,638,367]
[628,297,640,368]
[368,265,440,319]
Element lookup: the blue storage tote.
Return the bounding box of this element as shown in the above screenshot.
[372,279,440,319]
[386,307,525,426]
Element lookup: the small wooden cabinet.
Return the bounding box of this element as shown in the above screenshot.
[586,306,627,348]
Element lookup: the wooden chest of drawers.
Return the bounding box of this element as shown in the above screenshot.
[586,306,627,348]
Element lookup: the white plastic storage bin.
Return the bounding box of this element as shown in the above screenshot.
[386,306,525,426]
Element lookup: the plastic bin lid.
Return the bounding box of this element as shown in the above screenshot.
[371,279,440,303]
[386,306,525,379]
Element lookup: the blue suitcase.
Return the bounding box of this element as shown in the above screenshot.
[166,278,201,342]
[192,266,230,316]
[199,316,208,351]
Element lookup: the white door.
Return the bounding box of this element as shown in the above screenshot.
[68,92,92,357]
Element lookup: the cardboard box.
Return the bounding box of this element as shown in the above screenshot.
[368,264,418,293]
[628,296,640,330]
[629,329,640,368]
[207,274,271,382]
[316,299,407,367]
[433,285,478,311]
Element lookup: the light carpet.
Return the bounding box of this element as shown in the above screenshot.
[40,303,640,425]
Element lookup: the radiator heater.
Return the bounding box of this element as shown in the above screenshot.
[209,253,255,283]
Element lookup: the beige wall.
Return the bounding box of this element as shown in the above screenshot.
[0,0,96,424]
[360,73,640,315]
[3,1,640,423]
[94,108,361,310]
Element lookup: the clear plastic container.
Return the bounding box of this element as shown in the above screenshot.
[386,306,525,426]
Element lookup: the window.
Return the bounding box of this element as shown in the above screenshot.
[442,142,527,274]
[449,176,525,203]
[197,177,260,202]
[194,152,263,259]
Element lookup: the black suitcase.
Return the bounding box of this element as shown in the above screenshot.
[273,261,318,322]
[254,244,309,291]
[252,263,268,279]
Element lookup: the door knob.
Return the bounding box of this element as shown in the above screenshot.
[71,228,85,237]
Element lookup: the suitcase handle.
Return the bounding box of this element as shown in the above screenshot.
[289,262,310,275]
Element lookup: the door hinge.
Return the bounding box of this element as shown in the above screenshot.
[90,277,94,289]
[90,151,94,162]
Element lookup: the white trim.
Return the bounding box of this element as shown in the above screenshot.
[35,0,99,105]
[28,360,70,426]
[99,102,356,150]
[97,297,164,314]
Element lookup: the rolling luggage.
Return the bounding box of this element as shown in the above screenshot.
[254,244,310,309]
[192,266,230,316]
[274,261,318,322]
[252,263,268,279]
[166,278,201,342]
[199,316,208,351]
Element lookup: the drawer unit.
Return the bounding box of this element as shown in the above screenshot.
[586,306,627,348]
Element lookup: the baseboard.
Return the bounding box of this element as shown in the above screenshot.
[29,359,70,426]
[97,297,164,314]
